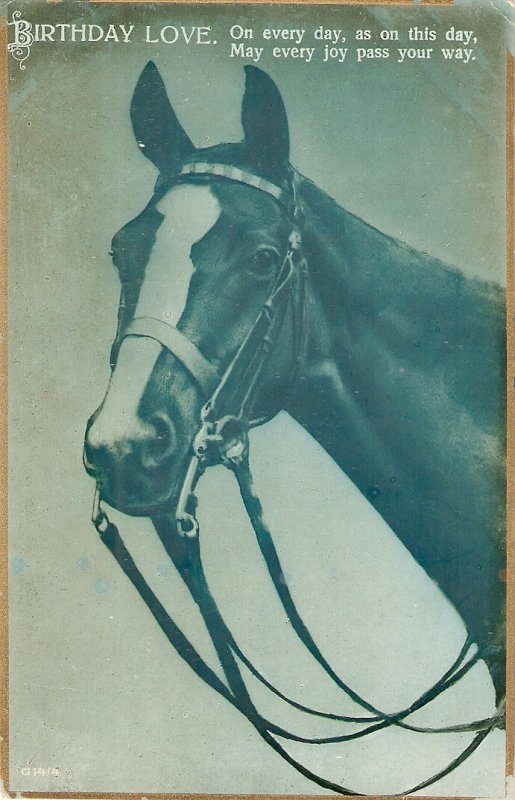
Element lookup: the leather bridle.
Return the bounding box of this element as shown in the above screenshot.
[105,161,308,537]
[91,162,504,796]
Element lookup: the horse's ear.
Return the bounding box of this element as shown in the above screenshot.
[241,66,289,171]
[130,61,194,173]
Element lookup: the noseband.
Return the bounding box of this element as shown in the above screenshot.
[91,162,504,797]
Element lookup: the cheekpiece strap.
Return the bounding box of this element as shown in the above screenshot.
[180,162,285,204]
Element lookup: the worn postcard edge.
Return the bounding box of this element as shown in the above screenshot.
[0,3,512,799]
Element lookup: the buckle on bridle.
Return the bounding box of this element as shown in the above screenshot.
[289,229,301,253]
[176,413,250,538]
[193,412,249,468]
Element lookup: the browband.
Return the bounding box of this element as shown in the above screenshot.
[124,317,220,397]
[180,162,285,203]
[119,166,295,396]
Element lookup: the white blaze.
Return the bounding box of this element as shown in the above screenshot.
[136,184,221,324]
[90,337,164,448]
[92,185,221,445]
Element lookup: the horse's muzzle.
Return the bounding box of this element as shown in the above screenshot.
[83,410,179,513]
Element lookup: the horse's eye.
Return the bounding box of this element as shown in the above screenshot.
[248,245,280,279]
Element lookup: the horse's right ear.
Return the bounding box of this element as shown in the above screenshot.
[130,61,194,174]
[241,66,290,172]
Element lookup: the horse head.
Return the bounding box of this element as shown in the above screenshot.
[84,63,305,516]
[83,63,506,785]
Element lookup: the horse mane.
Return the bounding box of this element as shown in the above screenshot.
[299,173,504,304]
[298,174,505,434]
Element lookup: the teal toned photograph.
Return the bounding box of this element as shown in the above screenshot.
[6,1,509,796]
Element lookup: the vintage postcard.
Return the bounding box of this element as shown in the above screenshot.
[2,0,512,797]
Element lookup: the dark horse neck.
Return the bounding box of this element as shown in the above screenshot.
[287,176,506,700]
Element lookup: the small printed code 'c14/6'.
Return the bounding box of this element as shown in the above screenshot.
[20,767,60,777]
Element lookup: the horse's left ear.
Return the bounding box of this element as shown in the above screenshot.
[130,61,194,174]
[241,66,290,171]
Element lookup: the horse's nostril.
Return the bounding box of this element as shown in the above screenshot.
[83,438,117,479]
[141,412,177,469]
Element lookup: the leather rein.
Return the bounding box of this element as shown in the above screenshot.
[91,163,504,796]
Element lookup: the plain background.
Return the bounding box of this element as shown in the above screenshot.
[7,1,507,795]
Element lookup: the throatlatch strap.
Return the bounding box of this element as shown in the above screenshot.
[124,316,220,396]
